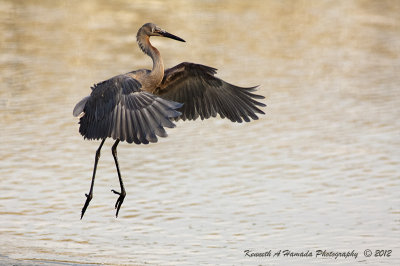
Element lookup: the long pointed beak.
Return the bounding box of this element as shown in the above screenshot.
[161,31,185,42]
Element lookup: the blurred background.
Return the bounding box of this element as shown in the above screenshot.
[0,0,399,265]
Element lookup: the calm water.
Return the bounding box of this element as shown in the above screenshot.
[0,0,399,265]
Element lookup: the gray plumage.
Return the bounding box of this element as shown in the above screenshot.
[155,62,265,122]
[74,23,265,219]
[74,74,181,144]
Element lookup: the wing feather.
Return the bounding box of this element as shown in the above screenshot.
[74,74,181,144]
[155,62,265,122]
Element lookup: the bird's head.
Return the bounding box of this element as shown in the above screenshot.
[139,23,185,42]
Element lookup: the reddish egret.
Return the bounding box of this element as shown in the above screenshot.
[73,23,265,218]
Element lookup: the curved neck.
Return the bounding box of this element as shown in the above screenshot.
[137,33,164,90]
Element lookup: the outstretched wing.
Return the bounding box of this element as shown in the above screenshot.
[73,74,182,144]
[154,62,266,122]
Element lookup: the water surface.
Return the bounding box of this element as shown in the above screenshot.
[0,0,399,265]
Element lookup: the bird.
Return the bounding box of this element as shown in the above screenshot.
[73,22,266,219]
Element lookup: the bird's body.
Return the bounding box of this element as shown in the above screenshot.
[74,23,265,218]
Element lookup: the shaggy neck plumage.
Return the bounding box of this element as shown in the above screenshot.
[136,31,164,84]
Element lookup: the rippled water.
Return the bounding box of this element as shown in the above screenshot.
[0,0,399,265]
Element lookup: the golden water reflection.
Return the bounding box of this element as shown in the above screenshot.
[0,0,399,265]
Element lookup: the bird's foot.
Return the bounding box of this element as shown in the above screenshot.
[81,192,92,219]
[111,189,126,217]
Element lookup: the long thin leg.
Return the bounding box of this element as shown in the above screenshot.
[81,138,106,219]
[111,139,126,217]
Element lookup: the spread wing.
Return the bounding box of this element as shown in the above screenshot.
[154,62,266,122]
[73,74,182,144]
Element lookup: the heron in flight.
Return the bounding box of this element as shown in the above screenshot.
[73,23,265,219]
